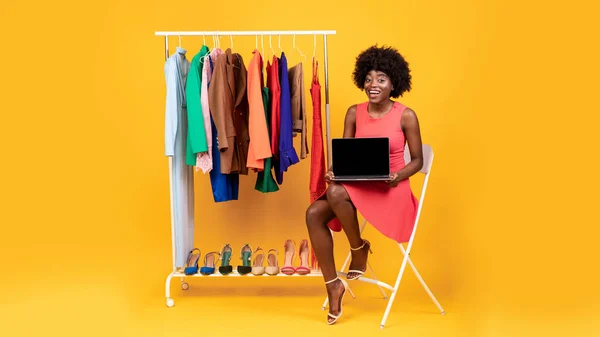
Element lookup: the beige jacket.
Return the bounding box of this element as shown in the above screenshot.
[288,62,308,159]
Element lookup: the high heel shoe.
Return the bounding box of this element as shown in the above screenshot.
[325,277,355,325]
[347,239,373,281]
[296,239,311,275]
[237,244,252,275]
[265,248,280,275]
[281,240,296,275]
[200,251,220,275]
[218,244,233,275]
[251,247,265,276]
[184,248,201,275]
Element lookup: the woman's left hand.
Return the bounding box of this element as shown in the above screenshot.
[387,172,401,187]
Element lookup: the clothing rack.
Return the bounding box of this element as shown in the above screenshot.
[157,30,336,307]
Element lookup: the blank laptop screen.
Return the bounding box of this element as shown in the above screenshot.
[332,138,390,177]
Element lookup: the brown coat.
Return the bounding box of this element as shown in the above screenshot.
[208,48,250,174]
[231,52,250,175]
[288,62,308,159]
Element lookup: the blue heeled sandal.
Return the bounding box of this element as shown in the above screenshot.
[184,248,201,275]
[200,251,221,275]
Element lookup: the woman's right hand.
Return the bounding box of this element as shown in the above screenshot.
[324,170,334,183]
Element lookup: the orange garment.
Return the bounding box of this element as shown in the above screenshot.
[246,49,272,171]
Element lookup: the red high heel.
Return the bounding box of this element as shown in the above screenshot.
[296,239,311,275]
[281,240,296,275]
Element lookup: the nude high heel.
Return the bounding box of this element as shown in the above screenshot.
[251,247,265,276]
[265,248,280,275]
[325,277,355,325]
[347,239,372,281]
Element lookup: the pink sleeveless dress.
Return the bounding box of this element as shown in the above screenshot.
[323,101,418,243]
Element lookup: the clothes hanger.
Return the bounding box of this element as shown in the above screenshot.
[224,34,240,67]
[313,34,317,60]
[269,35,275,57]
[261,34,265,57]
[278,34,284,54]
[199,33,209,64]
[177,34,186,56]
[293,34,307,62]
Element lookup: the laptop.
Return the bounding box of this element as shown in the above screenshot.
[331,137,391,181]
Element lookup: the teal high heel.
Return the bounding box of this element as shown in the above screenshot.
[218,244,233,275]
[237,244,252,275]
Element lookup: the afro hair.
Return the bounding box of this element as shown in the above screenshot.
[352,45,412,98]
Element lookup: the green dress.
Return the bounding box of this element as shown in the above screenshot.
[185,45,210,166]
[255,87,279,192]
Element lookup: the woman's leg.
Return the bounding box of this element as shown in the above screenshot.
[306,200,336,281]
[306,199,346,323]
[326,183,371,280]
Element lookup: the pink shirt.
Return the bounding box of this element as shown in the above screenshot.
[196,48,224,173]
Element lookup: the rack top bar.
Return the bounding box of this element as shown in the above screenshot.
[155,30,336,36]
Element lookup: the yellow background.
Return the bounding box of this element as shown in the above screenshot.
[1,0,599,336]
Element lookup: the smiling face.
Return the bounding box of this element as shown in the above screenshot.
[364,70,393,104]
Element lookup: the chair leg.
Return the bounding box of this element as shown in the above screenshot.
[358,219,387,299]
[399,245,444,314]
[367,261,388,299]
[380,244,411,329]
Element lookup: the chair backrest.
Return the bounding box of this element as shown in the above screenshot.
[404,144,434,174]
[403,143,434,250]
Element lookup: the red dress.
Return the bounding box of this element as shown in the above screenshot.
[319,101,418,243]
[309,59,342,268]
[267,56,281,157]
[309,58,327,202]
[309,58,342,232]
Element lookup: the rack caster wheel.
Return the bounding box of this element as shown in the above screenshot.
[181,282,189,290]
[166,298,174,307]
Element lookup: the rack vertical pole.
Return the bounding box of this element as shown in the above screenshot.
[163,36,177,272]
[164,36,169,61]
[323,34,332,168]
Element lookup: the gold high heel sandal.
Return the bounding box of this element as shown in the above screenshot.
[347,239,373,281]
[251,247,265,276]
[325,277,355,325]
[265,248,280,275]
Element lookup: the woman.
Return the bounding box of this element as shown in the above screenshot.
[306,45,424,325]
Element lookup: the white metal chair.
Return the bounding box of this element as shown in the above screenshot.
[322,143,445,328]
